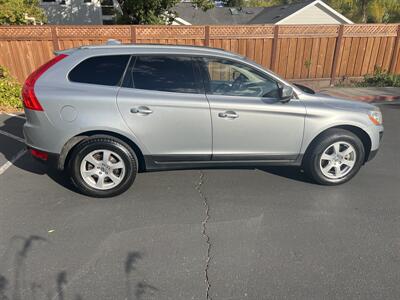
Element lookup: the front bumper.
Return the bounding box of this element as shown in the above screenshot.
[366,130,383,162]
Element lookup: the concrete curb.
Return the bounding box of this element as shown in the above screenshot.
[319,90,400,103]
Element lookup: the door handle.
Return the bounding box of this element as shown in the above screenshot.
[218,111,238,119]
[130,106,153,115]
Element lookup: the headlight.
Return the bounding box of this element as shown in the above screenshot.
[368,109,383,125]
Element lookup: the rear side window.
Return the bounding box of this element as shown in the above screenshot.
[123,56,201,94]
[69,55,130,86]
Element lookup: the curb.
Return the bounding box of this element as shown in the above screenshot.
[319,90,400,103]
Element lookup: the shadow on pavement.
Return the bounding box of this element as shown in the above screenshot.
[0,115,77,193]
[257,166,314,184]
[0,235,155,300]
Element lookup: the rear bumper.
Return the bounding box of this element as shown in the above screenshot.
[26,146,60,169]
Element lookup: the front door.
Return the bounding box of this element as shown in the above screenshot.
[199,57,306,161]
[117,55,212,161]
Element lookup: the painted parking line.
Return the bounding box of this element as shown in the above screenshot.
[0,148,27,175]
[4,112,26,120]
[0,129,25,144]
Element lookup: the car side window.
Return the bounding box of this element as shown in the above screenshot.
[69,55,130,86]
[202,58,280,98]
[122,56,201,94]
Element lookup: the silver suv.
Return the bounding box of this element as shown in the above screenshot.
[22,44,383,197]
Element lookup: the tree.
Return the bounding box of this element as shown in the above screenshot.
[327,0,400,23]
[116,0,215,24]
[0,0,46,25]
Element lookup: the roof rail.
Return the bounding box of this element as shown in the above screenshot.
[79,43,240,57]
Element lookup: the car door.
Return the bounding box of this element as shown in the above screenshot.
[117,55,212,161]
[199,57,306,161]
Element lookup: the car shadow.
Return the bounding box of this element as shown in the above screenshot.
[0,115,76,193]
[257,166,314,183]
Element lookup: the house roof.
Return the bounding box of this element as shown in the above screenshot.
[174,0,352,25]
[247,0,315,24]
[174,3,264,25]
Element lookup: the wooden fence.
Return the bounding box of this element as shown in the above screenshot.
[0,24,399,84]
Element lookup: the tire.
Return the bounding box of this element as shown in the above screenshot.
[68,136,138,197]
[303,128,365,185]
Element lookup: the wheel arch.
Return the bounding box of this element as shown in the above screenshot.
[59,130,146,172]
[302,125,372,165]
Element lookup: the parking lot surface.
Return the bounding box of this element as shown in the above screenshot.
[0,103,399,300]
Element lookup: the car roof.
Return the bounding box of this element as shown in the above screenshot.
[76,43,243,59]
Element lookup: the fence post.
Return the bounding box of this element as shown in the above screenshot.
[330,24,344,86]
[51,26,59,52]
[271,25,279,72]
[204,25,210,47]
[389,24,400,74]
[131,26,137,44]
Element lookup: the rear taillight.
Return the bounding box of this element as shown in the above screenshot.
[22,54,68,111]
[30,148,48,161]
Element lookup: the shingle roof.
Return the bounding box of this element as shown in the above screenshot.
[248,0,315,24]
[175,3,264,25]
[174,0,316,25]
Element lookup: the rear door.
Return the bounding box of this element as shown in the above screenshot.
[117,55,212,161]
[199,57,306,161]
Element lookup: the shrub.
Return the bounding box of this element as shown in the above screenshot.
[0,66,22,110]
[357,67,400,87]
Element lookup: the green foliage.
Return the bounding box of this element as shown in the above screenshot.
[0,66,22,110]
[326,0,400,23]
[0,0,46,25]
[116,0,214,24]
[357,67,400,87]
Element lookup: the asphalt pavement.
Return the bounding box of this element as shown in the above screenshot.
[0,103,399,300]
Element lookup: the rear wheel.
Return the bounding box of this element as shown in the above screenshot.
[304,129,365,185]
[68,137,137,197]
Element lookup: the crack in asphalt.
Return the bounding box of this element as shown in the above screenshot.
[195,171,212,300]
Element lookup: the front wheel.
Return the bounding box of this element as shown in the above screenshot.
[68,137,138,197]
[304,129,365,185]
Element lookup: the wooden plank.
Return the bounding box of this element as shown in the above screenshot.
[367,37,381,74]
[130,26,137,43]
[204,26,210,47]
[222,39,230,52]
[246,39,255,60]
[293,38,305,79]
[231,39,239,55]
[376,37,388,70]
[382,37,395,71]
[323,37,335,78]
[285,38,297,79]
[51,26,59,51]
[389,24,400,73]
[270,25,279,72]
[309,38,320,78]
[254,39,263,65]
[346,37,360,76]
[277,38,289,77]
[330,25,343,85]
[301,38,313,79]
[316,37,328,78]
[261,39,272,69]
[354,37,367,76]
[238,39,246,56]
[360,37,375,75]
[338,38,351,77]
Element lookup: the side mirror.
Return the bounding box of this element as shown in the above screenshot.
[279,85,294,103]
